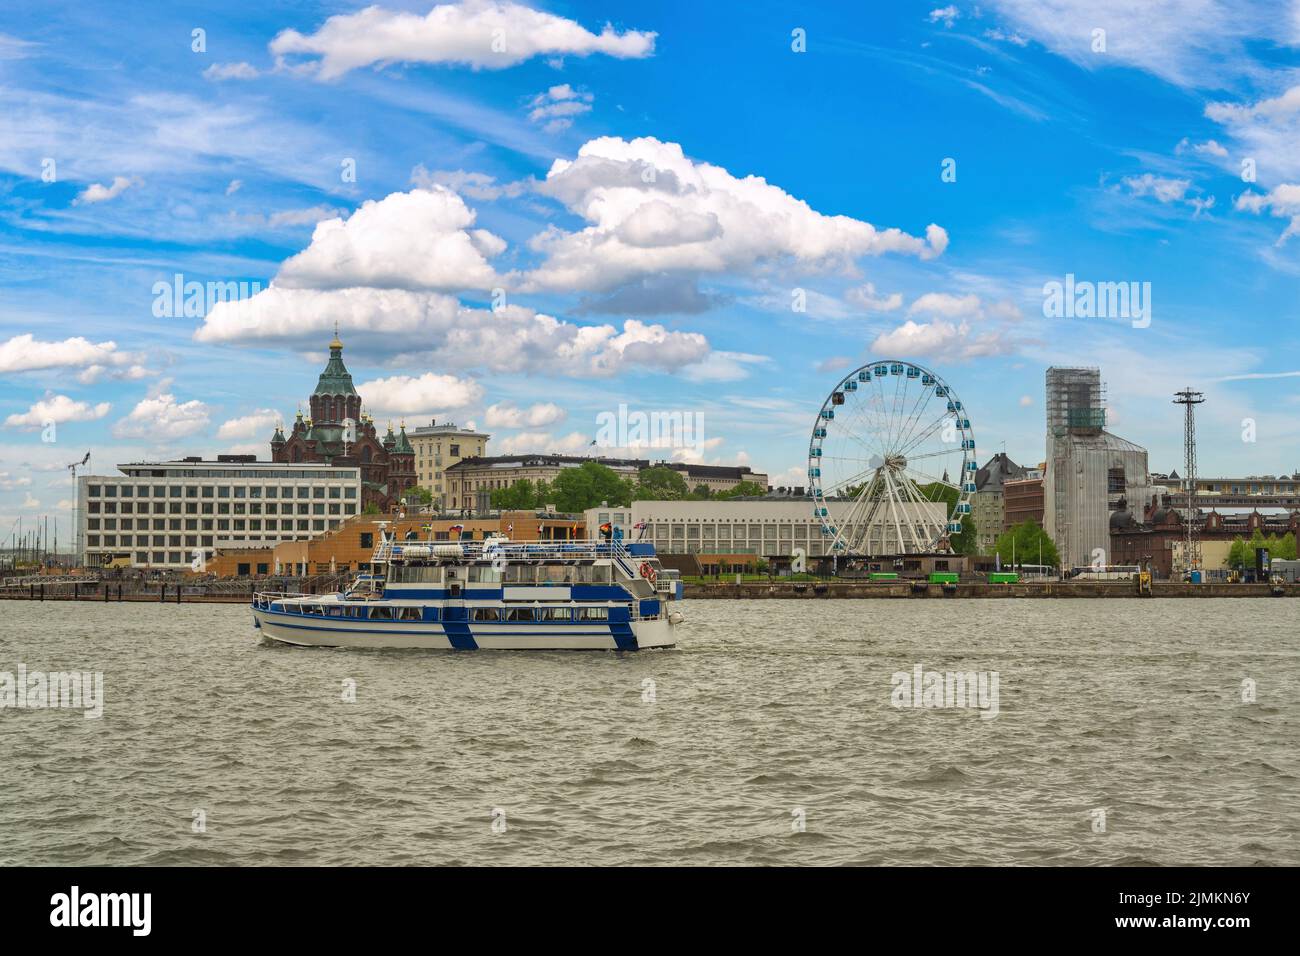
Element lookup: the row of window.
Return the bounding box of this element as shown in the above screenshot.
[86,524,332,547]
[122,469,358,480]
[87,483,356,499]
[282,603,610,622]
[651,524,819,539]
[87,501,355,516]
[385,564,615,584]
[89,518,338,532]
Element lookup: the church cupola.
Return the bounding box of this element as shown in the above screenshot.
[309,324,361,425]
[392,421,414,456]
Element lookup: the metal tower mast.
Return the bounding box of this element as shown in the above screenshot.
[1173,389,1205,575]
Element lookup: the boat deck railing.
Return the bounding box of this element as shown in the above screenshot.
[251,590,311,609]
[371,538,643,566]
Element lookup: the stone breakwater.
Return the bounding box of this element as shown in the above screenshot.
[683,582,1299,599]
[2,581,1295,603]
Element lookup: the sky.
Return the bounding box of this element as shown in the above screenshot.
[3,0,1300,545]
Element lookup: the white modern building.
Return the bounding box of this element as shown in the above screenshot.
[78,456,362,569]
[585,497,945,560]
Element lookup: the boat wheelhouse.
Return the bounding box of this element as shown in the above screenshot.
[251,532,683,651]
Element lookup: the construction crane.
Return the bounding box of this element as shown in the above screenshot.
[67,451,90,565]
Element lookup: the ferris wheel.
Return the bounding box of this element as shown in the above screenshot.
[808,360,976,556]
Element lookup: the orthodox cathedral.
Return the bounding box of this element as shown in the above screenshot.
[270,330,416,512]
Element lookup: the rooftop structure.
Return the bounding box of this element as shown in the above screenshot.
[1043,367,1153,568]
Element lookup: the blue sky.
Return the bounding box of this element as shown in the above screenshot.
[4,0,1300,542]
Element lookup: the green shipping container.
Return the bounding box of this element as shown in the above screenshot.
[928,572,960,584]
[988,572,1019,584]
[869,572,899,581]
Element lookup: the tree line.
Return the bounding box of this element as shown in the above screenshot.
[411,462,767,515]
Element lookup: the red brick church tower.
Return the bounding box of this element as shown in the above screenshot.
[270,329,416,511]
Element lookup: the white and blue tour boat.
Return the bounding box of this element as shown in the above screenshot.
[251,530,684,650]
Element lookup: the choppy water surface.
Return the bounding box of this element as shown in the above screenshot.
[1,599,1296,866]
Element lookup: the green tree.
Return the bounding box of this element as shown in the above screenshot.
[1276,532,1297,561]
[1225,535,1247,569]
[550,461,632,513]
[950,514,979,555]
[716,480,768,499]
[635,466,689,500]
[913,480,978,553]
[492,478,544,511]
[407,485,434,505]
[992,519,1059,569]
[691,483,712,500]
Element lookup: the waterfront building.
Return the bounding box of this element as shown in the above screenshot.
[663,462,769,494]
[446,455,768,514]
[584,496,947,572]
[78,457,362,569]
[1043,367,1153,568]
[1148,472,1300,510]
[1109,501,1300,579]
[205,510,586,577]
[447,455,651,514]
[969,453,1029,552]
[1003,476,1046,531]
[269,331,416,511]
[407,420,489,511]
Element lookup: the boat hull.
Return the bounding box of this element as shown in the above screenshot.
[253,608,675,651]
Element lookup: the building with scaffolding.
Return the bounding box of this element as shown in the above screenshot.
[1043,367,1153,569]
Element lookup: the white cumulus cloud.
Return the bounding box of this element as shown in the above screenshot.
[845,282,903,313]
[872,319,1016,362]
[216,409,282,440]
[485,401,567,428]
[112,392,210,441]
[524,136,947,293]
[0,334,146,375]
[270,0,656,80]
[358,372,484,417]
[527,83,594,133]
[1235,182,1300,244]
[73,175,135,204]
[275,187,504,291]
[3,394,110,429]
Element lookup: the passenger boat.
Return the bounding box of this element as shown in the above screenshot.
[251,532,684,650]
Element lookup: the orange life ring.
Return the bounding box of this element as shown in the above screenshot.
[639,561,658,583]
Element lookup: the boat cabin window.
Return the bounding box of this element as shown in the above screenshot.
[307,605,325,616]
[326,606,344,617]
[576,607,609,621]
[388,565,442,584]
[504,607,533,622]
[370,606,393,620]
[286,604,301,614]
[538,565,575,585]
[471,607,501,622]
[468,565,503,583]
[398,607,422,621]
[538,607,571,621]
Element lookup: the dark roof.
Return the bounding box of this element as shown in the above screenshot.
[666,462,760,480]
[974,452,1028,492]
